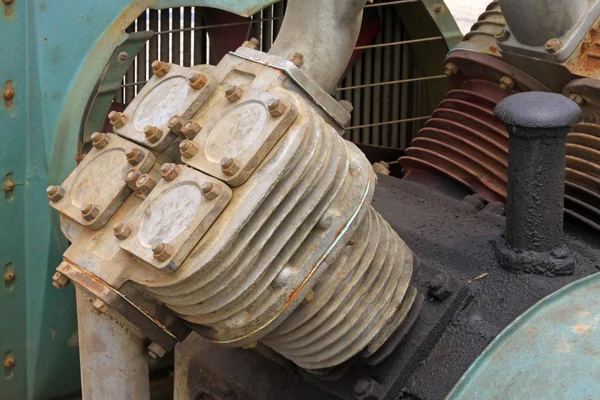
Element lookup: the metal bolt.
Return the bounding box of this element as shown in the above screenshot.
[152,243,173,262]
[221,157,240,176]
[168,115,184,134]
[151,60,170,77]
[147,342,167,359]
[160,163,179,181]
[52,271,70,289]
[286,52,304,68]
[225,84,243,102]
[443,62,459,77]
[267,97,287,117]
[569,93,585,106]
[124,169,142,190]
[433,4,444,12]
[495,28,510,42]
[117,51,128,63]
[179,140,199,158]
[92,298,109,314]
[188,72,207,90]
[91,132,109,149]
[3,178,15,193]
[46,185,65,202]
[545,38,562,54]
[339,99,354,113]
[136,174,157,194]
[113,222,132,240]
[201,181,221,200]
[181,120,202,139]
[499,76,515,91]
[126,147,145,166]
[243,37,260,49]
[108,111,127,128]
[4,355,15,369]
[4,270,16,284]
[81,204,99,221]
[143,125,163,143]
[3,87,14,101]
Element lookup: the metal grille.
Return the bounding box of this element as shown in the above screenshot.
[114,0,447,149]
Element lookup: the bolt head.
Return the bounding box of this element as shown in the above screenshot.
[181,120,202,139]
[179,140,199,158]
[201,181,221,200]
[444,62,459,77]
[144,125,163,143]
[113,222,132,240]
[225,84,243,102]
[243,37,260,49]
[91,132,110,149]
[46,185,65,202]
[4,270,16,284]
[160,163,179,181]
[124,168,142,189]
[152,242,173,262]
[499,76,515,91]
[3,356,15,369]
[92,298,109,314]
[188,72,207,90]
[168,115,184,134]
[545,38,562,54]
[108,111,127,128]
[52,271,70,288]
[126,148,145,166]
[151,60,170,77]
[220,157,240,176]
[136,174,157,194]
[433,4,444,12]
[81,204,99,221]
[286,52,304,68]
[267,98,287,117]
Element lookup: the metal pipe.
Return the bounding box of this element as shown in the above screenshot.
[268,0,367,93]
[76,288,150,400]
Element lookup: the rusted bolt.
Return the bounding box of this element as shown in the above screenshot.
[147,342,167,359]
[152,243,173,262]
[201,181,221,200]
[495,28,510,42]
[4,270,16,284]
[117,51,128,63]
[286,52,304,68]
[81,204,99,221]
[181,120,202,139]
[160,163,179,181]
[3,87,14,102]
[569,93,585,106]
[243,37,260,49]
[151,60,170,77]
[52,271,70,289]
[124,169,142,190]
[303,290,314,304]
[267,98,287,117]
[136,174,157,194]
[168,115,184,134]
[499,76,515,91]
[92,298,109,314]
[225,84,243,102]
[126,147,145,166]
[144,125,163,143]
[188,72,208,90]
[347,233,357,246]
[3,178,16,193]
[46,185,65,202]
[108,111,127,128]
[433,4,444,12]
[443,62,459,77]
[91,132,109,149]
[113,222,132,240]
[179,139,199,158]
[545,38,562,54]
[220,157,240,176]
[339,100,354,113]
[3,355,15,369]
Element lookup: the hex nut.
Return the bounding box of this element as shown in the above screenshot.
[179,140,199,159]
[126,148,145,166]
[81,204,99,221]
[147,342,167,359]
[225,84,243,102]
[569,93,585,106]
[124,168,142,189]
[151,60,170,77]
[545,38,562,54]
[243,37,260,49]
[91,132,109,149]
[160,163,179,181]
[444,62,459,77]
[168,115,184,134]
[113,222,132,240]
[136,174,157,194]
[52,271,71,289]
[108,111,127,128]
[499,76,515,91]
[181,120,202,139]
[286,52,304,68]
[201,181,221,200]
[152,243,173,262]
[92,298,109,314]
[188,72,208,90]
[144,125,163,143]
[3,356,15,369]
[46,185,65,202]
[267,98,287,117]
[220,157,240,176]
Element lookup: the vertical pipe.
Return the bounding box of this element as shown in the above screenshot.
[193,8,206,65]
[381,9,392,147]
[137,11,147,94]
[160,9,170,63]
[172,8,181,65]
[76,289,150,400]
[183,8,192,67]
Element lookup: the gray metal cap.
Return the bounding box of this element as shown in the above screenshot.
[494,92,581,129]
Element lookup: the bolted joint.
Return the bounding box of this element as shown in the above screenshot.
[108,111,127,128]
[92,298,109,314]
[136,174,157,194]
[124,169,142,191]
[151,60,170,77]
[160,163,179,181]
[225,84,243,102]
[113,222,133,240]
[81,204,100,221]
[152,243,173,262]
[220,157,240,176]
[126,147,145,166]
[181,120,202,139]
[147,342,167,359]
[499,76,515,91]
[545,38,562,54]
[168,115,184,135]
[144,125,163,143]
[46,185,65,202]
[91,132,110,149]
[242,37,260,50]
[179,140,199,159]
[201,181,221,200]
[52,271,71,289]
[188,72,208,90]
[443,62,459,77]
[267,97,287,117]
[286,52,304,68]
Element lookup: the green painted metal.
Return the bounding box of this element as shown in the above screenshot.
[448,272,600,400]
[0,1,273,399]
